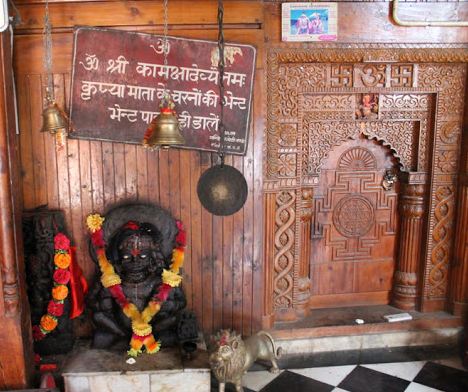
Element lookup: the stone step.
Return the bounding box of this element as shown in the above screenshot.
[62,344,211,392]
[270,305,463,357]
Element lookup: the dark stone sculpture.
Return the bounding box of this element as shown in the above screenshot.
[88,203,198,350]
[23,209,74,355]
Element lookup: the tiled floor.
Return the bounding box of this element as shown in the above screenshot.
[236,358,468,392]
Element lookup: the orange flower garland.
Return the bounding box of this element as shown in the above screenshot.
[52,285,69,301]
[54,253,71,269]
[40,314,58,331]
[86,213,186,357]
[32,233,72,341]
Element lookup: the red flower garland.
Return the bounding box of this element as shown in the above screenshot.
[32,232,72,341]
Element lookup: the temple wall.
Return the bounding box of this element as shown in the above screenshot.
[2,0,468,387]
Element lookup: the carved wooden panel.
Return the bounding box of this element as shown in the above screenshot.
[264,45,467,322]
[310,138,398,306]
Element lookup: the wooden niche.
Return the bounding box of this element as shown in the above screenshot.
[263,45,468,326]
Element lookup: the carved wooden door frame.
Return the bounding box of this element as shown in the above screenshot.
[263,44,468,327]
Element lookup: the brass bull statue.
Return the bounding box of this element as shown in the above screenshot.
[209,330,282,392]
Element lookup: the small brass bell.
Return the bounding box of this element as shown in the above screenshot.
[41,99,69,135]
[41,96,70,149]
[143,108,185,149]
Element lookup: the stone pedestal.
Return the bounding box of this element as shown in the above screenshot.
[62,345,210,392]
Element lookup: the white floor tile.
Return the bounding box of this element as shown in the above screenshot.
[242,370,283,391]
[404,382,444,392]
[362,361,426,381]
[331,388,349,392]
[290,365,357,387]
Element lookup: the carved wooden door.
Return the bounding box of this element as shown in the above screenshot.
[310,136,399,308]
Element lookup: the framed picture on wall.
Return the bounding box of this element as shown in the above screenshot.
[282,2,338,42]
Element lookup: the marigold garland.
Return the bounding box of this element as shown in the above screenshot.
[32,232,72,341]
[86,213,186,357]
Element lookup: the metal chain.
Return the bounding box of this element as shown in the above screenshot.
[162,0,169,101]
[217,0,225,164]
[163,0,168,67]
[43,0,53,100]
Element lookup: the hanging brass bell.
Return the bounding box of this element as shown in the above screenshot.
[41,99,69,135]
[143,108,185,149]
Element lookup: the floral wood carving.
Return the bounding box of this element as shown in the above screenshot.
[429,186,455,297]
[265,46,466,319]
[273,191,296,308]
[439,122,461,145]
[301,120,417,174]
[380,94,429,111]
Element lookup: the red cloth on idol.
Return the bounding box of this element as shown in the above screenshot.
[68,247,88,319]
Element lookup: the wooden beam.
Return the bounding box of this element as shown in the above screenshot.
[0,31,34,389]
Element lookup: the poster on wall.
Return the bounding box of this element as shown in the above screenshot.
[282,2,338,42]
[70,27,256,155]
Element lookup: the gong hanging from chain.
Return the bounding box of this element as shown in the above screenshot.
[196,0,248,216]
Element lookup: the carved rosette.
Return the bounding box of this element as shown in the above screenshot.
[392,183,426,310]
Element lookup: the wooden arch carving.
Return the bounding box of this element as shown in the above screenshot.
[263,44,468,326]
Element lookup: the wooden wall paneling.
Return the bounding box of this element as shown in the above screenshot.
[200,153,214,333]
[78,139,93,279]
[251,69,264,332]
[13,30,264,76]
[14,34,73,75]
[264,2,468,44]
[146,147,160,204]
[179,150,192,310]
[101,142,115,208]
[135,145,148,201]
[451,178,468,318]
[168,149,181,218]
[113,143,127,204]
[451,74,468,319]
[29,74,47,206]
[15,1,264,31]
[189,151,203,326]
[158,150,171,211]
[222,156,234,329]
[262,192,276,328]
[18,75,35,209]
[124,144,138,199]
[90,141,105,213]
[212,212,223,332]
[242,148,254,335]
[232,154,244,334]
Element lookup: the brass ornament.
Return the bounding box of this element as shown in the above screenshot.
[143,107,185,150]
[41,94,70,148]
[382,169,398,191]
[209,330,282,392]
[141,0,184,149]
[42,97,69,134]
[196,0,248,216]
[197,164,247,216]
[42,0,70,149]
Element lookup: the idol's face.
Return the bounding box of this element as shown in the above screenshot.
[118,233,159,283]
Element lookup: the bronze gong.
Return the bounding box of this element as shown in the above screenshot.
[197,164,248,216]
